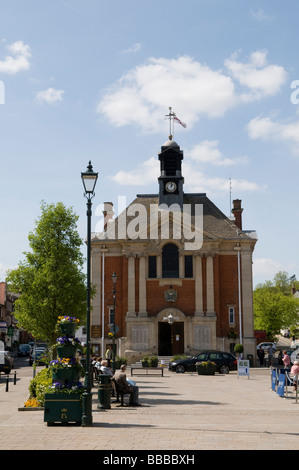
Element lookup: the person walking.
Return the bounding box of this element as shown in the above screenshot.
[257,346,265,367]
[282,350,291,368]
[105,345,113,367]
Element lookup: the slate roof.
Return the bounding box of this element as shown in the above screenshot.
[93,192,255,242]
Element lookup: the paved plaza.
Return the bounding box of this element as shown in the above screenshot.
[0,363,298,452]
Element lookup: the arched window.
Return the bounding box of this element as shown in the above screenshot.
[162,243,179,278]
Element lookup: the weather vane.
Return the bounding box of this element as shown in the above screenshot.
[165,107,187,139]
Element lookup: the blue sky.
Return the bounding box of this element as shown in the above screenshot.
[0,0,299,288]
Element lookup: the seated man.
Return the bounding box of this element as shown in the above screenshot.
[113,364,140,406]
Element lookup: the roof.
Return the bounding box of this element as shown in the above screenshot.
[92,192,256,243]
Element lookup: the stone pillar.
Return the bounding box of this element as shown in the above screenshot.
[206,254,215,316]
[127,254,136,317]
[194,254,204,316]
[138,254,147,316]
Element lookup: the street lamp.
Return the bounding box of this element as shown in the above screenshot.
[111,272,117,373]
[81,160,98,427]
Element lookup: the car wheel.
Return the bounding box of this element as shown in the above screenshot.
[219,364,230,374]
[175,364,185,373]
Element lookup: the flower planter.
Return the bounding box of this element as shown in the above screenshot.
[196,364,216,375]
[51,368,81,383]
[56,344,77,358]
[44,393,82,425]
[59,323,77,336]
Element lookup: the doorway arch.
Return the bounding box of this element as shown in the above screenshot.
[157,309,185,356]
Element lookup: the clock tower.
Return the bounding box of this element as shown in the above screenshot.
[158,134,184,208]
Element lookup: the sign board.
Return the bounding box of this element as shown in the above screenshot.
[237,359,250,378]
[91,325,101,338]
[271,369,277,391]
[277,373,286,397]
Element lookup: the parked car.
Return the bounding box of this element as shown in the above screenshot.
[256,342,276,351]
[168,350,238,374]
[29,347,47,366]
[18,344,32,356]
[0,351,14,374]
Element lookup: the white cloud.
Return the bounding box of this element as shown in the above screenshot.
[122,43,142,54]
[97,52,287,133]
[188,140,248,166]
[0,40,31,74]
[247,115,299,155]
[111,156,159,186]
[225,50,287,100]
[0,262,16,282]
[252,258,295,282]
[250,9,274,22]
[36,87,64,104]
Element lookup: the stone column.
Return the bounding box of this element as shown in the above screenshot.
[127,254,136,317]
[194,254,204,316]
[206,254,215,316]
[138,254,147,316]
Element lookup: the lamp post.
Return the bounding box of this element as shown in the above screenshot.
[111,272,117,373]
[81,160,98,427]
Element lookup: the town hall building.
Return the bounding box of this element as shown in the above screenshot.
[90,129,258,364]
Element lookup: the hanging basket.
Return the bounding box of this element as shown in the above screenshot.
[59,323,77,336]
[56,344,77,359]
[51,367,81,383]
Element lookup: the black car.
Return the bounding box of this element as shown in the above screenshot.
[169,350,238,374]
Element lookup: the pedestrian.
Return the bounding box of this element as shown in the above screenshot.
[257,346,265,367]
[282,350,291,368]
[290,361,299,391]
[113,364,141,406]
[267,345,275,367]
[105,345,113,366]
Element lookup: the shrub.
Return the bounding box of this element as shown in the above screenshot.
[29,367,52,406]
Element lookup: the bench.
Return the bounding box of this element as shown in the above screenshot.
[130,367,164,377]
[111,378,130,407]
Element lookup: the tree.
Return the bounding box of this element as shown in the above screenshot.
[7,202,88,345]
[253,271,299,339]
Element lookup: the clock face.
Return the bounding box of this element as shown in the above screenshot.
[165,181,177,193]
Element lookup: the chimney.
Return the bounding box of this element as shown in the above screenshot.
[232,199,243,231]
[103,202,114,232]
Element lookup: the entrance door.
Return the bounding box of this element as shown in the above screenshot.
[158,322,184,356]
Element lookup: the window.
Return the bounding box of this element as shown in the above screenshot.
[184,255,193,278]
[228,307,235,325]
[162,243,179,278]
[148,256,157,278]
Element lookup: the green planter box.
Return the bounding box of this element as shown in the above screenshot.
[44,393,82,425]
[51,368,81,383]
[196,364,216,375]
[59,323,77,336]
[56,344,77,358]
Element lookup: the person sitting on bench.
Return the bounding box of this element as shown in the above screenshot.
[113,364,141,406]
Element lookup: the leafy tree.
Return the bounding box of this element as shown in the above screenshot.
[7,202,88,345]
[254,272,299,338]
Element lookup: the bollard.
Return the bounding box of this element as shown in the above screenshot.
[5,376,9,392]
[97,374,111,409]
[14,371,16,385]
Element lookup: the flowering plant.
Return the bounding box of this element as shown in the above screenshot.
[56,336,81,346]
[108,332,115,338]
[49,357,80,369]
[195,361,216,367]
[47,381,84,395]
[57,316,80,324]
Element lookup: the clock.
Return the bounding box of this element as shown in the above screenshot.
[165,181,177,193]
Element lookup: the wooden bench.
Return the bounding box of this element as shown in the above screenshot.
[111,378,130,407]
[130,367,164,377]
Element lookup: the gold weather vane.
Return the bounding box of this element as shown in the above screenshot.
[165,107,187,138]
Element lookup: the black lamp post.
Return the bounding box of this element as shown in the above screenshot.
[111,272,117,373]
[81,160,98,427]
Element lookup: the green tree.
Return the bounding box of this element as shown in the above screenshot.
[7,202,88,345]
[254,272,299,338]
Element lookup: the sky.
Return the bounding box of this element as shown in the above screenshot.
[0,0,298,288]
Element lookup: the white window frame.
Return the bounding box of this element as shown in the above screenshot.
[228,306,235,325]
